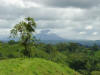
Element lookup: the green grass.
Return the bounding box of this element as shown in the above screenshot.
[0,58,80,75]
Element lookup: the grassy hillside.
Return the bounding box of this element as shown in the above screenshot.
[0,58,80,75]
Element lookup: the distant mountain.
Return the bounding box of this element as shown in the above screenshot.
[38,40,100,46]
[35,30,100,46]
[1,29,100,46]
[35,30,65,41]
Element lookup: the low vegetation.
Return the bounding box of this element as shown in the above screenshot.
[0,58,81,75]
[0,41,100,75]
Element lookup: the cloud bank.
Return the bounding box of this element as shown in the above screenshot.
[0,0,100,40]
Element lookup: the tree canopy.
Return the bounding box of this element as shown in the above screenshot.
[10,17,37,57]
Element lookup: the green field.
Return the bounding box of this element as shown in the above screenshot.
[0,58,80,75]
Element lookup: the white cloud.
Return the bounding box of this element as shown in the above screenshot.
[85,26,93,30]
[79,32,87,35]
[0,28,10,35]
[0,0,42,8]
[92,32,98,35]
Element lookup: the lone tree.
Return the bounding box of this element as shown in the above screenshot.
[10,17,36,57]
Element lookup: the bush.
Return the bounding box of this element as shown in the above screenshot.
[7,54,16,58]
[0,53,3,57]
[8,40,16,45]
[91,71,100,75]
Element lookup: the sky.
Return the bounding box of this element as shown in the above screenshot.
[0,0,100,40]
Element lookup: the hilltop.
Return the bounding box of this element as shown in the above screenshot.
[0,58,80,75]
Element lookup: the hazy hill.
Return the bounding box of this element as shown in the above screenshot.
[1,29,100,46]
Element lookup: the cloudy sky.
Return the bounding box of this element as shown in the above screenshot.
[0,0,100,40]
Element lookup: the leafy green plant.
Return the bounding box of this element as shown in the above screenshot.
[10,17,36,57]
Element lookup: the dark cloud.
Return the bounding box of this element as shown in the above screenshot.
[31,0,100,8]
[0,5,24,20]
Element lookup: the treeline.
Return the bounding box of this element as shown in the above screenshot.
[0,40,100,75]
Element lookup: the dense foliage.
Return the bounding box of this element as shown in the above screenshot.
[0,41,100,75]
[10,17,36,57]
